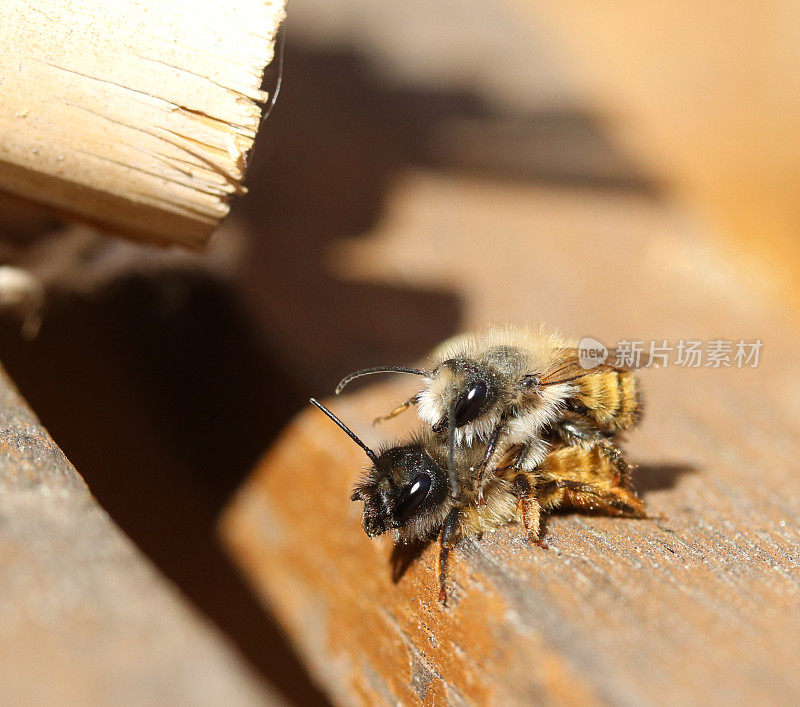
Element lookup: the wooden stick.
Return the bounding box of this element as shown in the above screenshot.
[222,379,800,704]
[0,0,286,247]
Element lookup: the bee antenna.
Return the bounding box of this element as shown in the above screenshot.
[309,398,380,466]
[447,401,459,499]
[335,366,432,395]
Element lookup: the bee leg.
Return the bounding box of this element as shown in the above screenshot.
[584,436,639,493]
[372,394,419,426]
[512,473,546,547]
[555,418,607,448]
[438,508,461,606]
[536,479,647,518]
[596,439,635,486]
[475,420,507,505]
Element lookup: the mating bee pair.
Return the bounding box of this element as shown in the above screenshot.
[311,327,648,604]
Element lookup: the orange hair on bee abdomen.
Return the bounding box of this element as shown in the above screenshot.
[539,446,612,485]
[536,445,645,517]
[573,370,643,432]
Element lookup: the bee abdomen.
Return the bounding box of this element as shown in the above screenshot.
[535,445,646,517]
[539,446,607,483]
[573,370,642,432]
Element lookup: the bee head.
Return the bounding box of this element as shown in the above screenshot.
[332,359,498,433]
[330,359,501,500]
[417,358,500,437]
[309,399,450,540]
[351,443,449,537]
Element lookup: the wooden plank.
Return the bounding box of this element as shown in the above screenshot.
[221,174,800,704]
[0,0,285,246]
[0,363,277,705]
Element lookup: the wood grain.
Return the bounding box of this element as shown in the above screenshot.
[0,363,277,705]
[0,0,285,246]
[221,174,800,704]
[223,376,800,704]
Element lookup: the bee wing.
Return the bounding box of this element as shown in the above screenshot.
[538,348,644,387]
[599,347,653,371]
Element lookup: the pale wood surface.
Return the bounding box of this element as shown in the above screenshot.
[0,0,285,246]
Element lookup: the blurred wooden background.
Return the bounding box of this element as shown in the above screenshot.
[522,2,800,314]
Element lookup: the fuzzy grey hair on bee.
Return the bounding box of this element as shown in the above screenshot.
[333,327,644,506]
[334,359,506,499]
[311,327,650,606]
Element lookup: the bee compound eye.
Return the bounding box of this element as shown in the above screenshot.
[453,380,488,427]
[393,473,432,524]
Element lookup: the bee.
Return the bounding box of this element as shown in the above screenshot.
[309,398,646,605]
[335,327,643,503]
